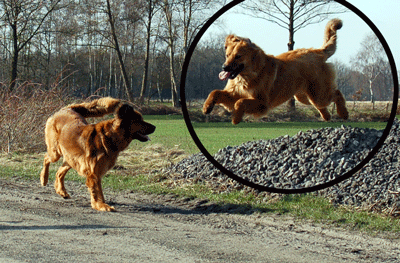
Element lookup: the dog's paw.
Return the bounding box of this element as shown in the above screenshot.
[231,118,242,125]
[40,179,48,187]
[56,190,71,199]
[338,107,349,120]
[231,114,243,125]
[62,194,71,199]
[92,202,116,212]
[231,110,244,125]
[40,172,48,186]
[203,102,215,115]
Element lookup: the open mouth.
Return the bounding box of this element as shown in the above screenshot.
[133,123,156,142]
[134,132,151,142]
[219,64,244,81]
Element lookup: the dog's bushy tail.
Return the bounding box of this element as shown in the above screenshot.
[68,97,121,118]
[321,18,342,59]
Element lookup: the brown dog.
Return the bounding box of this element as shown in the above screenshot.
[203,18,349,124]
[40,97,155,211]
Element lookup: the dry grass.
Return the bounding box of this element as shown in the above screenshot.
[112,144,188,177]
[187,99,395,123]
[0,83,71,153]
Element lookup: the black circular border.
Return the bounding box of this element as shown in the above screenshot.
[179,0,399,194]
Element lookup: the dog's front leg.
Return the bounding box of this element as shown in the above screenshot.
[203,90,237,114]
[86,175,115,212]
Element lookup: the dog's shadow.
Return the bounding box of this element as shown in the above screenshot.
[109,199,277,216]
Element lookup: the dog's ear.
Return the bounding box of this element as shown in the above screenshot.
[116,104,134,119]
[243,38,252,44]
[225,34,238,43]
[226,35,252,46]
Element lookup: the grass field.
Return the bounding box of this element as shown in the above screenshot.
[140,115,389,155]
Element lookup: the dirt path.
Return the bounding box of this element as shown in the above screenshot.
[1,176,399,263]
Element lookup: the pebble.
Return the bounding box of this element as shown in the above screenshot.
[163,119,400,213]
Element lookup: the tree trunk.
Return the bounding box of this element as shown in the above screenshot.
[168,43,179,107]
[287,0,295,52]
[105,0,133,101]
[139,0,153,104]
[163,0,179,107]
[369,79,375,110]
[10,23,18,91]
[286,0,296,111]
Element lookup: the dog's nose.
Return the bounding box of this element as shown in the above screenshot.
[222,64,231,72]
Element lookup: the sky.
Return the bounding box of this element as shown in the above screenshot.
[200,0,400,71]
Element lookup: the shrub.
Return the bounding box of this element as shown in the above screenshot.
[0,83,71,153]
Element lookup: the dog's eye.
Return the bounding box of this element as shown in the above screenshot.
[235,55,241,60]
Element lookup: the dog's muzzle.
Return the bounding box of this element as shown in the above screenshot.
[219,63,244,81]
[133,123,156,142]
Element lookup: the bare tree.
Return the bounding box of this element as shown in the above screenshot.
[160,0,218,107]
[161,0,180,107]
[1,0,64,90]
[243,0,347,109]
[105,0,133,101]
[139,0,160,104]
[180,0,215,60]
[352,33,391,110]
[334,60,352,99]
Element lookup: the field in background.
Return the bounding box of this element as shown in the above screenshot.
[138,114,389,155]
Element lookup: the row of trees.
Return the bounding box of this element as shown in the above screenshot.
[0,0,221,106]
[0,0,395,108]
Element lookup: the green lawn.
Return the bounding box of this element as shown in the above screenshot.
[134,115,199,154]
[140,115,389,155]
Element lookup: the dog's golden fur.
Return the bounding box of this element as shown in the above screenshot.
[40,97,155,211]
[203,18,349,124]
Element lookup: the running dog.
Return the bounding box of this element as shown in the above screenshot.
[203,18,348,124]
[40,97,155,211]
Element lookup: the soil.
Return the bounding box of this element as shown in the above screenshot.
[1,176,400,263]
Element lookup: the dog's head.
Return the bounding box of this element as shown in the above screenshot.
[219,35,258,81]
[117,104,156,142]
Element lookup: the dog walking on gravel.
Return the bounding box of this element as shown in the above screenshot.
[40,97,155,211]
[203,18,349,125]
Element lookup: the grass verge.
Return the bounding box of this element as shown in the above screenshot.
[1,147,399,236]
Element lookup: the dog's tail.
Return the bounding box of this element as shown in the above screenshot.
[67,97,121,118]
[321,18,342,59]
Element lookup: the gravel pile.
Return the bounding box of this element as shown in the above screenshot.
[164,119,400,213]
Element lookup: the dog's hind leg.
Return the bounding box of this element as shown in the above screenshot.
[294,92,311,105]
[305,85,335,121]
[316,107,332,121]
[40,152,60,186]
[86,174,115,212]
[334,90,349,120]
[54,162,72,199]
[307,90,348,121]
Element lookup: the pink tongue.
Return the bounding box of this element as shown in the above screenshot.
[219,71,231,81]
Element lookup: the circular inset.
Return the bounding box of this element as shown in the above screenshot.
[179,0,399,194]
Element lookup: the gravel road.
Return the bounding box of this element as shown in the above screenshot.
[1,176,400,262]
